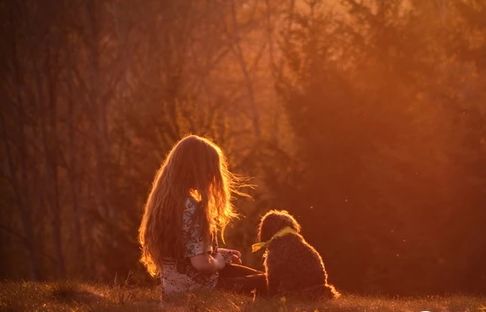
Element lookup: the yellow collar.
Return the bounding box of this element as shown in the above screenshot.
[251,226,298,253]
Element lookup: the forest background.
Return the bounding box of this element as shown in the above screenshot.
[1,0,485,295]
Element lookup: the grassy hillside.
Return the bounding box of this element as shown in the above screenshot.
[0,281,484,311]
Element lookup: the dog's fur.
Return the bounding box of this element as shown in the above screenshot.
[257,210,340,299]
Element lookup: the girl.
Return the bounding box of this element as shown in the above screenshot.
[138,135,266,299]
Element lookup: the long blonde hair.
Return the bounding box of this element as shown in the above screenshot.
[138,135,240,276]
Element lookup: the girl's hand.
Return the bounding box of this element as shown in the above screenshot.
[214,252,226,270]
[229,253,242,264]
[190,253,225,272]
[218,248,242,264]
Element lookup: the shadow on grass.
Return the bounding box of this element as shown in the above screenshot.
[0,281,161,312]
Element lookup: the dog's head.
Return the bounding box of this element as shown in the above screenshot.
[257,210,301,242]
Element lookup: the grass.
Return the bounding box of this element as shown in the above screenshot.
[0,281,485,311]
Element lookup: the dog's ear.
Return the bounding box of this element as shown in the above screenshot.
[258,210,278,242]
[257,211,268,242]
[281,210,301,234]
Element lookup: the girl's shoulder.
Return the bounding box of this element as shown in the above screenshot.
[183,197,202,226]
[184,197,199,212]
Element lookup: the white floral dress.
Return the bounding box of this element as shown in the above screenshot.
[160,198,219,298]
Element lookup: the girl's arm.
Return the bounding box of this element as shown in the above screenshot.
[190,252,226,273]
[217,248,242,264]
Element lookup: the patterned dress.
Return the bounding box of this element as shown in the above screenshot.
[160,198,219,298]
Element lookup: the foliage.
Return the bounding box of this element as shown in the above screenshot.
[276,0,486,294]
[0,0,485,296]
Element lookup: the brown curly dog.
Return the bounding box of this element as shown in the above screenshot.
[256,210,340,299]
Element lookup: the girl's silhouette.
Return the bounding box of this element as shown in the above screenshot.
[138,135,265,300]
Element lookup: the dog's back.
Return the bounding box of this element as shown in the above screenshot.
[264,233,338,299]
